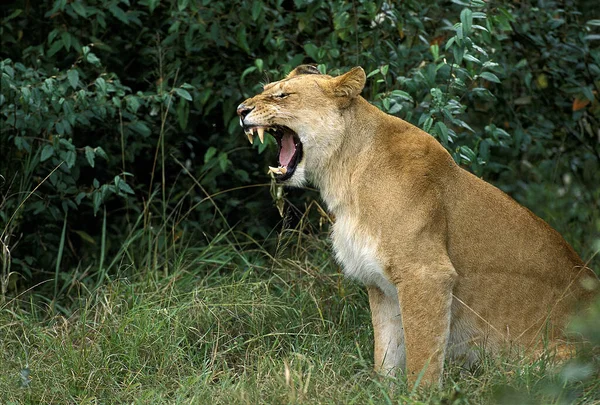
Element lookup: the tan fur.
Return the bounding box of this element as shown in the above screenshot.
[238,66,599,387]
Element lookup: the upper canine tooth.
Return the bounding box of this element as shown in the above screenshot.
[257,127,265,143]
[246,132,254,144]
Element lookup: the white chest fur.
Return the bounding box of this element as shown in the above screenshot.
[331,216,397,297]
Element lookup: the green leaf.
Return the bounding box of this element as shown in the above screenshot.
[177,97,189,130]
[255,58,264,72]
[67,69,79,89]
[382,98,390,111]
[204,146,217,164]
[479,72,501,83]
[92,190,102,216]
[587,19,600,26]
[257,134,271,153]
[117,179,135,195]
[85,146,95,168]
[3,64,15,78]
[304,43,319,61]
[436,121,449,145]
[455,23,464,41]
[70,1,87,17]
[241,66,257,83]
[96,77,107,94]
[3,8,23,22]
[126,96,141,113]
[388,102,402,114]
[251,0,262,21]
[460,8,473,36]
[95,147,108,160]
[47,40,63,57]
[112,96,122,108]
[59,138,75,151]
[14,137,31,153]
[367,68,380,78]
[74,230,95,244]
[178,0,189,11]
[463,53,481,64]
[41,144,55,162]
[459,145,476,163]
[390,90,413,102]
[582,86,595,102]
[61,31,72,51]
[65,150,76,168]
[108,4,129,24]
[148,0,160,12]
[423,117,433,133]
[85,51,101,66]
[218,152,229,172]
[453,46,465,65]
[129,121,151,137]
[56,121,65,135]
[236,26,250,53]
[380,64,389,76]
[174,88,192,101]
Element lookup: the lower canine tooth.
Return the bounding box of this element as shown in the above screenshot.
[268,166,287,175]
[257,127,265,143]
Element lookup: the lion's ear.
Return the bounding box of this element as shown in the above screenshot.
[286,65,321,78]
[331,67,366,99]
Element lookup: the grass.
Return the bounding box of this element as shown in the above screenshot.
[1,227,599,405]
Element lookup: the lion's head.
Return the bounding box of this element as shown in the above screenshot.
[237,65,366,187]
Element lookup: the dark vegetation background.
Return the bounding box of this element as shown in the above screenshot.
[1,0,600,303]
[2,0,599,296]
[1,0,600,403]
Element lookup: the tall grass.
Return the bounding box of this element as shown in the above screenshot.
[1,221,599,404]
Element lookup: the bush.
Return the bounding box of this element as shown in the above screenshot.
[1,0,598,297]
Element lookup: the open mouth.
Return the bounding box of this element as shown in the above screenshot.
[243,125,303,182]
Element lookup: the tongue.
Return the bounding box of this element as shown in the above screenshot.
[279,131,296,167]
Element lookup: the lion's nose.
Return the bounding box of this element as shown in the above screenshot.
[236,103,254,120]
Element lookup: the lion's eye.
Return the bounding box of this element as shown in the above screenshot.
[273,93,288,99]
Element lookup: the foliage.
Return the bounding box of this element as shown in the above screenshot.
[0,0,598,328]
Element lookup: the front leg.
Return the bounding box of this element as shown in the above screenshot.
[396,263,456,388]
[368,286,405,376]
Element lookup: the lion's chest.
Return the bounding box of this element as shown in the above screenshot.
[331,216,397,297]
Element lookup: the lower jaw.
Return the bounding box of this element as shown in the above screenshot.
[277,168,306,187]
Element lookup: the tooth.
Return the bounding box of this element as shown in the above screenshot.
[246,132,254,144]
[279,166,287,174]
[269,166,282,175]
[257,127,265,143]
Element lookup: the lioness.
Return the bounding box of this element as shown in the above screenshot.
[236,65,599,387]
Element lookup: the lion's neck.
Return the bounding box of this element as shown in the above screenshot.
[311,97,383,215]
